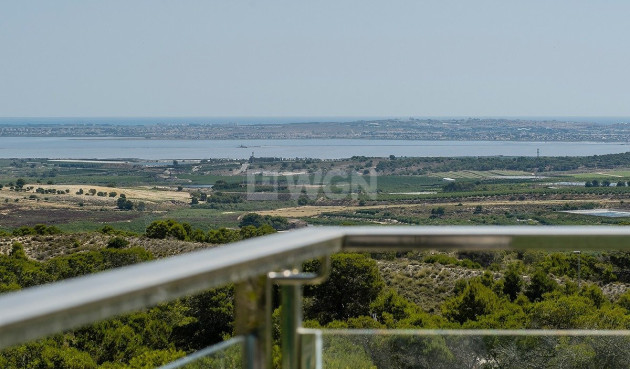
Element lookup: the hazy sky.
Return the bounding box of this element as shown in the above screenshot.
[1,1,630,117]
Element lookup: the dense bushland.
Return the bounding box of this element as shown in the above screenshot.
[375,152,630,174]
[144,218,276,243]
[4,223,630,368]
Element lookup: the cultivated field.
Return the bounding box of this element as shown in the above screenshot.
[255,198,625,218]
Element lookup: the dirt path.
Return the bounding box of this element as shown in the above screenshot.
[597,172,624,178]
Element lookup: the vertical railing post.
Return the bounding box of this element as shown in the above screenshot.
[281,284,302,369]
[235,275,270,369]
[270,257,330,369]
[300,329,322,369]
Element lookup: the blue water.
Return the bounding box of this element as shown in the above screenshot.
[0,137,628,160]
[562,210,630,218]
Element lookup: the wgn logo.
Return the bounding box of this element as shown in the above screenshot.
[246,170,377,201]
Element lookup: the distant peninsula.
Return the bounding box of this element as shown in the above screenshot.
[1,118,630,142]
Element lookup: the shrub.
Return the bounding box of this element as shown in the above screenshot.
[424,254,459,265]
[100,225,115,234]
[117,197,134,210]
[525,269,558,302]
[443,281,500,324]
[502,264,523,301]
[239,213,290,231]
[107,237,130,249]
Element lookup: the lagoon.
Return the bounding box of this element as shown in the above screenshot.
[562,209,630,218]
[0,137,628,160]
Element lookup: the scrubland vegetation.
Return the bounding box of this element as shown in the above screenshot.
[2,152,630,367]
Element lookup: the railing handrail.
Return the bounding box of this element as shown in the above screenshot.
[341,225,630,250]
[0,227,343,349]
[299,328,630,337]
[1,225,630,349]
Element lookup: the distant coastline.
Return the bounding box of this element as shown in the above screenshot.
[1,116,630,126]
[1,118,630,142]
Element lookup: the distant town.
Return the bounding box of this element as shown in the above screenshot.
[1,118,630,141]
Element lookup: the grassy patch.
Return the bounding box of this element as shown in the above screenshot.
[376,176,443,193]
[177,174,245,185]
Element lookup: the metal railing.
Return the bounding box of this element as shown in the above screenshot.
[1,226,630,368]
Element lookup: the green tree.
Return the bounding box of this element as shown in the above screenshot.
[100,225,115,234]
[168,223,188,241]
[257,224,276,236]
[430,207,445,217]
[525,269,558,302]
[502,264,523,301]
[15,178,26,190]
[206,228,241,244]
[239,213,289,230]
[117,197,133,210]
[443,281,500,324]
[239,225,260,239]
[10,242,28,260]
[190,229,206,242]
[107,237,130,249]
[146,221,169,239]
[33,224,61,235]
[297,195,309,206]
[41,345,98,369]
[370,288,414,325]
[239,213,265,228]
[305,253,384,323]
[616,290,630,311]
[529,295,595,329]
[100,248,153,270]
[145,220,189,240]
[580,284,606,309]
[172,288,234,351]
[125,349,186,369]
